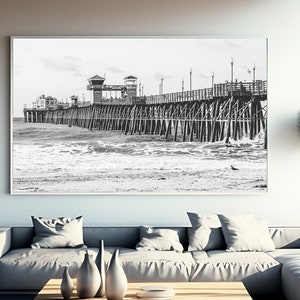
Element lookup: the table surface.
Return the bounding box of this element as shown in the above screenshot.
[34,279,252,300]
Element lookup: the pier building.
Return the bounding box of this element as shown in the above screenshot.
[87,74,138,104]
[32,94,58,110]
[70,95,91,108]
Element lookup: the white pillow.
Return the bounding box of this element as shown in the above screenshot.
[136,226,184,252]
[219,214,275,252]
[187,212,226,251]
[31,216,84,249]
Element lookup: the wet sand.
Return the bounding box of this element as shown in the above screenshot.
[12,121,267,194]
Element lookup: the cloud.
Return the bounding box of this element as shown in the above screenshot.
[105,65,123,74]
[85,59,123,75]
[40,56,84,77]
[64,56,84,62]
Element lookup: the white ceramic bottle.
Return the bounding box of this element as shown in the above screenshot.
[105,249,128,300]
[76,250,101,298]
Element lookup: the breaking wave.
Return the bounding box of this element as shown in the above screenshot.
[12,118,267,193]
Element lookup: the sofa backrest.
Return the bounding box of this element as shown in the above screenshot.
[10,226,300,250]
[10,226,189,250]
[11,227,34,249]
[83,227,140,248]
[83,227,189,249]
[270,227,300,249]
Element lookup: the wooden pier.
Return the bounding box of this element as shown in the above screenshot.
[23,80,267,145]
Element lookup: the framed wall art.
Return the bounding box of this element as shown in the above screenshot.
[11,37,267,194]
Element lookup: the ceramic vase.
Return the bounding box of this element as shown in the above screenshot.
[96,239,106,297]
[76,250,101,298]
[60,267,73,300]
[105,249,128,300]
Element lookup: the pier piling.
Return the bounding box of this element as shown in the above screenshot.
[23,80,267,145]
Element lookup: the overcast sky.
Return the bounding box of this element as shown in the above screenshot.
[12,37,267,117]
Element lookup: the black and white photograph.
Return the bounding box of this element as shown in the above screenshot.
[11,37,267,194]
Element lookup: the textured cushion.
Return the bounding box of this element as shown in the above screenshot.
[219,214,275,252]
[187,213,225,251]
[136,226,183,252]
[0,248,92,290]
[190,250,281,295]
[0,246,194,290]
[116,248,194,282]
[31,216,84,249]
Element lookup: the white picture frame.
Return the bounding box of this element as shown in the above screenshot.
[10,36,267,194]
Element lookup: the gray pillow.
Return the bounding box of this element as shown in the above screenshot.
[219,214,275,252]
[31,216,84,249]
[136,226,184,252]
[187,212,226,251]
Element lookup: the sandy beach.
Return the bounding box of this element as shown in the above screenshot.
[12,120,267,194]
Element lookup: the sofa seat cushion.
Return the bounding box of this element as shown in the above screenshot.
[0,248,97,290]
[268,250,300,300]
[281,259,300,300]
[190,250,281,295]
[111,248,195,282]
[268,249,300,264]
[189,250,208,261]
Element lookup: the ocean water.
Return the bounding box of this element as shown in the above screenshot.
[12,118,267,194]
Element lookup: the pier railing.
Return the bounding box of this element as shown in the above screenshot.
[145,80,267,104]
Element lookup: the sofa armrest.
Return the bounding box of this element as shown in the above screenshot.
[0,228,12,257]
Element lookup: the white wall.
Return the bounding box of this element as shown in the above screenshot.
[1,0,300,226]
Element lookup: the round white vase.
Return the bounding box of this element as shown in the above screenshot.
[76,250,101,298]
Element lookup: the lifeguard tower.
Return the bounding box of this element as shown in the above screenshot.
[87,75,105,103]
[124,75,137,98]
[70,95,79,107]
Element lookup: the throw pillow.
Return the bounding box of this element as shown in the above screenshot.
[136,226,184,252]
[218,214,275,252]
[187,212,226,251]
[31,215,84,249]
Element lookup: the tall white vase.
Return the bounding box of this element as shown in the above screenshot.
[96,239,106,297]
[77,250,101,298]
[105,249,128,300]
[60,267,73,300]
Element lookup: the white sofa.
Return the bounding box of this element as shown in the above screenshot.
[0,226,300,299]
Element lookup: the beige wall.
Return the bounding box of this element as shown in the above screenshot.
[1,0,300,226]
